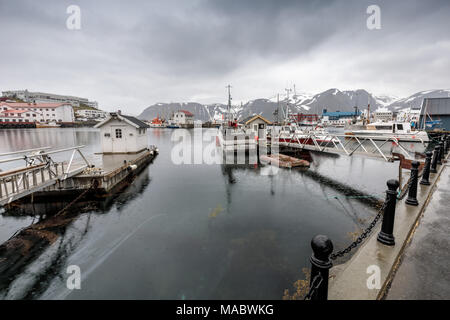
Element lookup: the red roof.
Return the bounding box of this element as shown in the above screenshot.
[179,110,194,117]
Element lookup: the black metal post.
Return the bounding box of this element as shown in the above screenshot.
[420,152,432,186]
[377,179,399,246]
[431,146,440,173]
[444,139,448,155]
[309,235,333,300]
[437,142,443,165]
[406,161,420,206]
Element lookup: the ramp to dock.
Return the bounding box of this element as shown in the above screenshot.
[0,146,89,206]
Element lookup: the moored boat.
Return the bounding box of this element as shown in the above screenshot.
[36,121,61,128]
[344,121,429,142]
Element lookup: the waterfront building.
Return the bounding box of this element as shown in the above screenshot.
[419,97,450,130]
[171,110,194,126]
[239,114,272,132]
[321,110,361,126]
[0,102,75,123]
[373,108,393,122]
[95,111,149,154]
[75,108,108,121]
[2,89,98,108]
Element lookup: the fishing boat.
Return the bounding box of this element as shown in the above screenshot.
[149,116,166,128]
[345,121,429,142]
[166,123,180,129]
[217,122,257,152]
[36,121,61,128]
[216,86,258,152]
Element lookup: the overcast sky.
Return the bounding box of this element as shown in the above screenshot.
[0,0,449,114]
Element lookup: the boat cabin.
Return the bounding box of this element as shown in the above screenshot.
[366,122,412,133]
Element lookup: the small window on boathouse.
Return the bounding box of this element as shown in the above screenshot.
[115,128,122,138]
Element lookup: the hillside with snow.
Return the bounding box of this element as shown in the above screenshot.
[137,89,450,122]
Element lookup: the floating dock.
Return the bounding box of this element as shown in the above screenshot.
[0,146,158,205]
[260,153,310,168]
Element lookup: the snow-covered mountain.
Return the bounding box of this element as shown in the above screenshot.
[388,89,450,111]
[137,89,450,122]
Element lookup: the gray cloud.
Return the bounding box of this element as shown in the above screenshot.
[0,0,449,114]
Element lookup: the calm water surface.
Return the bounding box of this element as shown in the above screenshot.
[0,127,404,299]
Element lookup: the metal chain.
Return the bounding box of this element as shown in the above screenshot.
[329,202,386,260]
[397,178,412,200]
[304,273,323,300]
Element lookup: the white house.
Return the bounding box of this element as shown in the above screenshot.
[95,112,149,154]
[0,102,75,123]
[172,110,194,126]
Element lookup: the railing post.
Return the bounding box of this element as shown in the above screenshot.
[405,161,419,206]
[439,141,444,162]
[377,179,399,246]
[420,152,432,186]
[309,235,333,300]
[430,146,440,173]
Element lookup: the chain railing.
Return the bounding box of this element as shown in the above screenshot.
[329,202,386,260]
[305,143,446,300]
[303,274,323,300]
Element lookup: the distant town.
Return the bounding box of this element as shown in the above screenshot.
[1,88,449,132]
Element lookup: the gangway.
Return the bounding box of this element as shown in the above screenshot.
[0,146,90,206]
[272,132,425,162]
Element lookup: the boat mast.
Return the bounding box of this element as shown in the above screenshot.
[226,84,232,126]
[285,88,290,125]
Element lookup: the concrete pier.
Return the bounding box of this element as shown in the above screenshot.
[386,164,450,299]
[328,150,449,300]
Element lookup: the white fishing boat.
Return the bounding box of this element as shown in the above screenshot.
[36,121,61,128]
[345,121,429,142]
[216,125,257,152]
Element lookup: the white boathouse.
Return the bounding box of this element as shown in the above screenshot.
[95,112,149,154]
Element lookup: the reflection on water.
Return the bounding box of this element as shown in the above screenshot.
[0,128,408,299]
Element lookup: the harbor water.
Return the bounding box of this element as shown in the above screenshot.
[0,127,409,299]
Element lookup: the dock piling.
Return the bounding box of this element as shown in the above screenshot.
[405,161,420,206]
[377,179,399,246]
[420,152,432,186]
[308,235,333,300]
